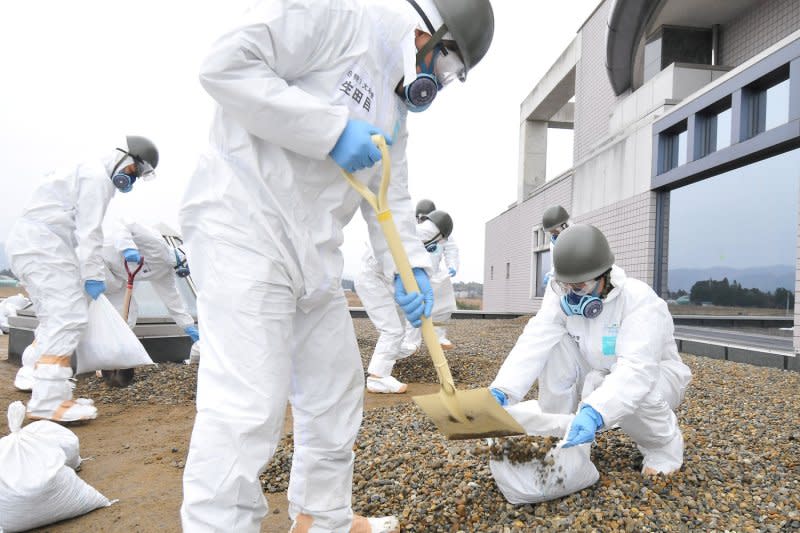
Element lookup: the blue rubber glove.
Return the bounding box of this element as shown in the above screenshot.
[123,248,141,263]
[184,325,200,343]
[84,280,106,300]
[393,267,434,328]
[489,387,508,406]
[562,405,604,448]
[542,272,551,287]
[329,119,392,173]
[449,267,457,278]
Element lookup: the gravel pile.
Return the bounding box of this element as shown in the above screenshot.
[78,317,800,531]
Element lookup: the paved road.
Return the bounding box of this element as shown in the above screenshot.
[674,325,794,356]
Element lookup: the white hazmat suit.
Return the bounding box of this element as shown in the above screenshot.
[5,152,121,421]
[179,1,431,530]
[354,246,419,392]
[490,266,692,477]
[101,221,195,329]
[402,220,459,350]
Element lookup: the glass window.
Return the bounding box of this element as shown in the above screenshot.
[764,78,790,131]
[666,148,799,321]
[714,108,732,152]
[660,122,688,172]
[505,262,511,280]
[535,250,552,297]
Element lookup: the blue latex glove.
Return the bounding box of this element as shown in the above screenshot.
[393,267,434,328]
[123,248,141,263]
[489,387,508,406]
[542,272,551,287]
[329,119,392,173]
[562,405,604,448]
[84,280,106,300]
[449,267,457,278]
[184,325,200,343]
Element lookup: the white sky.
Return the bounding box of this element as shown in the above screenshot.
[0,0,599,283]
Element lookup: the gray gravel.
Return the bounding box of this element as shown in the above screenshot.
[77,317,800,532]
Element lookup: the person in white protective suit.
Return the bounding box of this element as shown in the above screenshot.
[178,1,495,531]
[5,136,159,422]
[401,208,459,352]
[356,208,453,394]
[489,224,692,479]
[101,220,198,336]
[540,204,570,288]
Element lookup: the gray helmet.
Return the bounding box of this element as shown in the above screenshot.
[409,0,494,78]
[126,135,159,169]
[553,225,615,283]
[432,0,494,76]
[542,205,570,231]
[426,209,453,239]
[416,199,436,219]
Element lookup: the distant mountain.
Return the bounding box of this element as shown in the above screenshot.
[668,265,794,293]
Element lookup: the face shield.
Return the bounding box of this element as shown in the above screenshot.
[135,158,156,181]
[553,277,599,298]
[433,44,466,87]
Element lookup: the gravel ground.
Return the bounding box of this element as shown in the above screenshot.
[74,317,800,532]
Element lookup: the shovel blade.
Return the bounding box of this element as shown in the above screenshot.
[412,387,526,440]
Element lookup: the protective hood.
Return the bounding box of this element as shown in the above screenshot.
[416,219,441,242]
[400,0,454,91]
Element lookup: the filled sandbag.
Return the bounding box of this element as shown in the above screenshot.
[0,402,112,532]
[488,400,599,504]
[75,294,154,374]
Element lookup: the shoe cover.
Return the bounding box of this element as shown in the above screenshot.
[28,400,98,423]
[14,366,34,391]
[366,375,407,394]
[351,515,400,533]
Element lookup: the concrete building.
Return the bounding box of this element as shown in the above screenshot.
[484,0,800,355]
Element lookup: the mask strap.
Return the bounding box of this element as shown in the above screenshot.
[110,148,131,177]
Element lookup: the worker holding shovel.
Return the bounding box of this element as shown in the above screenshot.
[178,1,495,531]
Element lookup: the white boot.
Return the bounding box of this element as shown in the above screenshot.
[13,365,34,391]
[289,513,399,533]
[366,375,407,394]
[27,361,97,422]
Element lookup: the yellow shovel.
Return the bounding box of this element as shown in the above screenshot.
[340,135,525,440]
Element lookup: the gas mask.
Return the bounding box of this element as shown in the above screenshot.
[110,149,156,193]
[401,0,466,113]
[557,279,603,319]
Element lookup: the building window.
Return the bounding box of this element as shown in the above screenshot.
[742,65,790,140]
[659,120,688,173]
[505,262,511,280]
[697,97,732,157]
[665,147,799,319]
[530,225,552,298]
[490,265,494,281]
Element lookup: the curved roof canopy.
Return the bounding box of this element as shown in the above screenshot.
[605,0,660,95]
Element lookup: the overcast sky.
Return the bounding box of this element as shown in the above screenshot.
[0,1,599,283]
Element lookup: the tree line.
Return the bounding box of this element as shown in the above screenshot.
[671,277,794,309]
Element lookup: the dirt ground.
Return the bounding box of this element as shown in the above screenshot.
[0,335,439,533]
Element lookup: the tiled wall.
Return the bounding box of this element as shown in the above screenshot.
[721,0,800,67]
[483,178,658,313]
[572,191,659,286]
[483,177,572,313]
[573,0,618,162]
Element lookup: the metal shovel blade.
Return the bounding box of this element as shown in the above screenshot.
[413,387,526,440]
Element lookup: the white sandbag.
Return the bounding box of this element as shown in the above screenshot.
[24,420,82,470]
[0,402,112,532]
[489,400,600,504]
[75,294,154,374]
[0,294,30,333]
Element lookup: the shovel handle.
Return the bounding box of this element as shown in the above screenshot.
[340,136,458,396]
[122,257,144,323]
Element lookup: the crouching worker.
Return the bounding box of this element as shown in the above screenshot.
[489,224,692,498]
